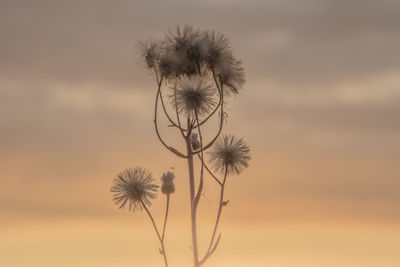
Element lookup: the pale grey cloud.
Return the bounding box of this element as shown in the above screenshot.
[1,0,399,85]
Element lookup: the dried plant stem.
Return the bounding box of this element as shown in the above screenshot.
[197,154,223,185]
[194,76,222,129]
[186,136,200,267]
[173,84,187,138]
[141,200,169,267]
[159,88,181,129]
[154,79,187,158]
[161,194,170,241]
[193,84,224,155]
[200,167,228,265]
[193,111,205,209]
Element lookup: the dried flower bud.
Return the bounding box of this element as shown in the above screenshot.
[222,200,230,207]
[161,171,175,195]
[191,133,200,150]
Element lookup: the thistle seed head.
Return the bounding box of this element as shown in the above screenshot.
[209,135,251,175]
[111,167,158,211]
[171,75,217,117]
[140,25,246,90]
[139,40,161,70]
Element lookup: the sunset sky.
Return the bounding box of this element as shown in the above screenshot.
[1,0,400,266]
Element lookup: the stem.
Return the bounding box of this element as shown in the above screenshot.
[186,137,200,267]
[193,83,224,155]
[200,167,228,265]
[197,154,223,186]
[173,84,186,138]
[154,78,187,158]
[161,194,170,241]
[194,69,222,129]
[159,88,181,129]
[141,200,169,267]
[194,111,204,209]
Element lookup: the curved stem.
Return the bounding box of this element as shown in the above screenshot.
[194,111,205,209]
[197,154,223,186]
[154,78,187,158]
[194,69,222,128]
[173,83,186,138]
[193,84,225,155]
[161,194,170,241]
[159,87,184,130]
[200,167,228,265]
[141,200,169,267]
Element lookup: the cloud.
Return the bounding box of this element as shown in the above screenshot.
[1,0,399,85]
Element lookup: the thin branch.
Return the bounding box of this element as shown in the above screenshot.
[159,86,183,129]
[161,194,170,242]
[199,167,228,265]
[197,154,223,186]
[199,234,221,266]
[154,78,187,158]
[193,84,225,155]
[193,111,205,209]
[193,68,222,129]
[141,200,169,267]
[173,83,186,138]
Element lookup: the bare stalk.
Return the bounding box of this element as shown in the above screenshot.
[193,111,205,209]
[161,194,170,241]
[193,83,225,155]
[197,154,223,186]
[199,167,228,265]
[193,70,222,129]
[141,200,169,267]
[159,87,183,129]
[173,84,187,138]
[185,136,200,267]
[154,78,187,158]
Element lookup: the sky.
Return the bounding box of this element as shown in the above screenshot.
[1,0,400,266]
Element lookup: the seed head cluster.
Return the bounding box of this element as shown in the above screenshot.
[140,25,245,95]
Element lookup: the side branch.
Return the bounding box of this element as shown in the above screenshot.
[161,194,170,241]
[194,76,222,129]
[193,111,205,209]
[199,167,228,265]
[173,84,187,138]
[141,200,169,267]
[197,154,223,185]
[193,84,225,155]
[154,79,187,158]
[159,87,185,130]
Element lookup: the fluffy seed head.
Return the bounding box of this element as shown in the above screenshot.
[166,26,202,76]
[139,40,161,70]
[200,30,231,69]
[158,49,182,79]
[140,26,245,89]
[111,167,158,211]
[215,54,245,95]
[209,135,251,175]
[171,75,217,117]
